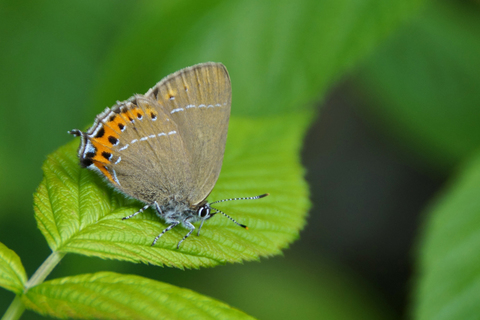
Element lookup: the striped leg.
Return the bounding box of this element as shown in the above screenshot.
[177,221,195,249]
[151,221,179,246]
[122,204,149,220]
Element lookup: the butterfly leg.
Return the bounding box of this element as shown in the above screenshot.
[151,221,179,246]
[122,204,150,220]
[177,221,195,249]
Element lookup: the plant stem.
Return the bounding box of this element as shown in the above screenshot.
[2,251,66,320]
[2,296,24,320]
[25,251,65,289]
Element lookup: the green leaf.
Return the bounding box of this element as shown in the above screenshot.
[92,0,426,117]
[33,112,311,268]
[22,271,254,320]
[0,242,27,294]
[356,1,480,170]
[414,150,480,320]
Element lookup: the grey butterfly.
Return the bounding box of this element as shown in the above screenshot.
[69,62,267,248]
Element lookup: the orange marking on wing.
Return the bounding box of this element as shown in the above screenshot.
[145,106,158,119]
[94,125,119,147]
[130,107,145,119]
[119,108,137,123]
[90,140,113,164]
[105,114,127,134]
[93,161,116,185]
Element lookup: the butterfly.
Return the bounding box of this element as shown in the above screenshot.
[70,62,267,248]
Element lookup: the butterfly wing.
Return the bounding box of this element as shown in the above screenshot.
[71,62,231,207]
[146,62,231,206]
[72,96,194,205]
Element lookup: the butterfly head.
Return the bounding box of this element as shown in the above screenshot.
[195,194,269,236]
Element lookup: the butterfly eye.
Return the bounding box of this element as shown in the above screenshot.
[198,206,210,218]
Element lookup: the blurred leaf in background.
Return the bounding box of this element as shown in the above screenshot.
[355,0,480,172]
[414,150,480,320]
[352,1,480,319]
[92,0,425,118]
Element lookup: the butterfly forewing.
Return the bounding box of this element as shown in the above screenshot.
[73,62,231,209]
[146,63,232,206]
[104,97,193,204]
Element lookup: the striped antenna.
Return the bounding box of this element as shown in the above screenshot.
[210,193,269,205]
[206,193,269,232]
[209,207,248,229]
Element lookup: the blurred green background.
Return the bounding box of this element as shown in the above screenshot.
[1,0,480,319]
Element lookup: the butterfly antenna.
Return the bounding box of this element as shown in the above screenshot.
[210,193,269,205]
[68,129,84,137]
[210,207,248,229]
